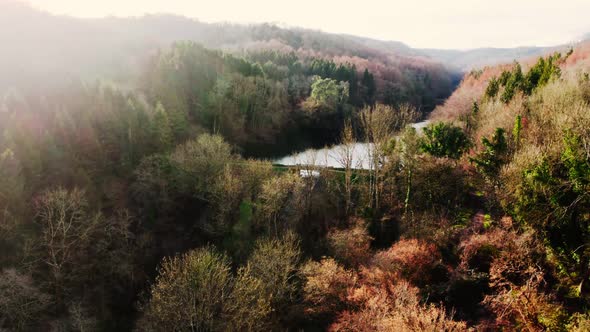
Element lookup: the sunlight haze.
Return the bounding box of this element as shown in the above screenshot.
[25,0,590,49]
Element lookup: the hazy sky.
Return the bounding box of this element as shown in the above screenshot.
[25,0,590,49]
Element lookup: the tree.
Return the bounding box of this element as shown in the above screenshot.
[304,77,349,112]
[223,266,272,331]
[362,68,376,105]
[0,149,25,265]
[485,77,500,99]
[151,102,173,152]
[140,247,233,331]
[360,104,419,210]
[513,114,522,151]
[500,63,524,103]
[246,233,301,320]
[420,122,471,159]
[0,269,51,331]
[470,128,508,181]
[335,120,356,214]
[256,173,304,236]
[34,188,101,308]
[171,134,233,200]
[139,246,273,331]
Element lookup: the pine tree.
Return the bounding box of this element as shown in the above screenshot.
[362,69,376,105]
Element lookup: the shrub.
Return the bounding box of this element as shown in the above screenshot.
[372,239,442,287]
[329,280,466,332]
[300,258,357,316]
[327,219,373,267]
[458,229,508,273]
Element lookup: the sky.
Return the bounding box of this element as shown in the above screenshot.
[24,0,590,49]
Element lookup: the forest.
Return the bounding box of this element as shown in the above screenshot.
[1,2,590,332]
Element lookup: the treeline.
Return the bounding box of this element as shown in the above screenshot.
[139,42,442,156]
[0,2,457,110]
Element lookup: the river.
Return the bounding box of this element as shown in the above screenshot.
[273,120,429,169]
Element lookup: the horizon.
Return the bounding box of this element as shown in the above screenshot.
[21,0,590,50]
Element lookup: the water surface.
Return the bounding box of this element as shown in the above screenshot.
[274,121,429,169]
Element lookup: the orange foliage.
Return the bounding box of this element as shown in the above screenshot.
[300,258,357,316]
[329,280,466,332]
[431,64,511,121]
[459,226,565,331]
[433,40,590,123]
[371,239,442,286]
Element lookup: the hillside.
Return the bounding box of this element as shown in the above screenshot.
[421,46,556,71]
[422,41,590,330]
[0,1,455,113]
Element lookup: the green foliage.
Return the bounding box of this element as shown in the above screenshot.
[561,132,590,193]
[362,69,376,105]
[305,77,349,111]
[513,114,522,150]
[152,102,173,152]
[511,133,590,299]
[523,53,562,95]
[420,122,471,159]
[470,128,508,180]
[485,77,500,99]
[486,55,562,103]
[500,63,524,103]
[472,101,479,115]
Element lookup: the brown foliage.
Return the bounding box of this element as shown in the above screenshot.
[458,228,509,273]
[484,272,566,332]
[372,239,442,286]
[463,229,568,331]
[327,219,373,267]
[330,280,466,332]
[300,258,357,316]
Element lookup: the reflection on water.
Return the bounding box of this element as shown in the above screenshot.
[274,121,429,169]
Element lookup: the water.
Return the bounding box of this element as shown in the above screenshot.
[274,121,429,170]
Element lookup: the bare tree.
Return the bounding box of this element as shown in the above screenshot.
[336,119,356,215]
[360,104,419,210]
[34,188,100,308]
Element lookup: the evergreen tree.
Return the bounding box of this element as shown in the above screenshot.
[420,122,471,159]
[485,77,500,99]
[470,128,508,181]
[362,69,376,105]
[152,102,173,152]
